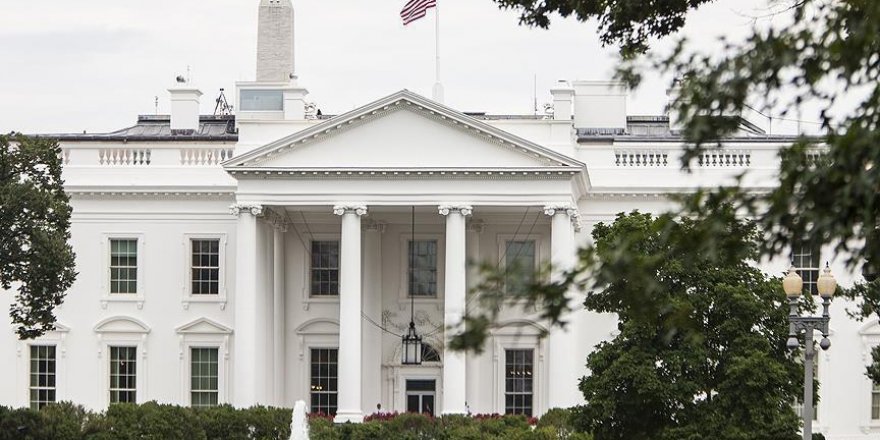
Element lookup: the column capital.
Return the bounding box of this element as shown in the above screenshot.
[230,203,264,217]
[332,204,368,216]
[438,204,473,216]
[543,203,577,218]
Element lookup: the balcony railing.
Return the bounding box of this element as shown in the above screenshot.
[61,146,235,167]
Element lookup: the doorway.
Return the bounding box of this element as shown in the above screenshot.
[405,379,436,415]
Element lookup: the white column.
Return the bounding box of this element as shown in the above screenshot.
[333,204,368,423]
[272,223,286,406]
[465,219,484,413]
[439,204,472,415]
[362,221,384,412]
[231,202,263,408]
[544,203,583,409]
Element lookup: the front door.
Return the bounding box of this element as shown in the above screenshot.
[405,379,436,415]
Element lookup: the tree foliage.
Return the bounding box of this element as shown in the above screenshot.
[480,0,880,377]
[575,212,801,440]
[0,134,76,339]
[490,0,715,57]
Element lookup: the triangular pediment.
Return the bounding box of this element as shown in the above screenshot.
[176,317,233,335]
[225,90,583,171]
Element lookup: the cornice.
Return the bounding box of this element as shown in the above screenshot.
[67,189,235,199]
[227,167,581,180]
[584,187,774,199]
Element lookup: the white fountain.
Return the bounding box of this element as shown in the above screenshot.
[290,400,309,440]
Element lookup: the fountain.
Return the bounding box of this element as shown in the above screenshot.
[290,400,309,440]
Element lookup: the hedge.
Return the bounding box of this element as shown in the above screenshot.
[309,409,593,440]
[0,402,291,440]
[0,402,591,440]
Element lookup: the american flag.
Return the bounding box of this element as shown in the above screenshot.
[400,0,436,25]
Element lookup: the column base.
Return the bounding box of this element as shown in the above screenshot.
[333,411,365,424]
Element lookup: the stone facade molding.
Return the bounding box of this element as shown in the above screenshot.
[332,204,368,216]
[438,204,473,216]
[229,203,264,217]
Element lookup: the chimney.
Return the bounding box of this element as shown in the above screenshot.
[257,0,295,82]
[572,80,628,131]
[549,80,574,121]
[168,84,202,132]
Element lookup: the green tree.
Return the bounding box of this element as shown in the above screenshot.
[474,0,880,376]
[0,134,76,339]
[575,212,800,440]
[491,0,715,58]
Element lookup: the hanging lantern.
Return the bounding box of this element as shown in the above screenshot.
[401,322,423,365]
[401,206,423,365]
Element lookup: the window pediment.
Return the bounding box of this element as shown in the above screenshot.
[296,318,339,336]
[94,316,150,334]
[175,318,232,335]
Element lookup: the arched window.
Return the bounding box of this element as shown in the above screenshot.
[422,344,441,362]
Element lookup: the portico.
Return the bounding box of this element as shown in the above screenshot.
[224,90,589,419]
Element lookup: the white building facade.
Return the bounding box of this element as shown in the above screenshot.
[2,1,880,438]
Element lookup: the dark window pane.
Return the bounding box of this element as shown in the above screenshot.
[310,348,338,415]
[191,348,219,407]
[110,346,137,404]
[109,239,138,294]
[504,349,534,416]
[505,241,536,295]
[29,345,56,410]
[311,241,340,296]
[191,239,221,295]
[408,240,437,297]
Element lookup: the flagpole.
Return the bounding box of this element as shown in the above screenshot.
[431,1,445,103]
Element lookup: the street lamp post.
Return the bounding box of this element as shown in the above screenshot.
[783,264,837,440]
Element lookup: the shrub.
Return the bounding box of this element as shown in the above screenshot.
[40,402,93,440]
[308,410,593,440]
[88,402,207,440]
[0,407,48,440]
[194,405,250,440]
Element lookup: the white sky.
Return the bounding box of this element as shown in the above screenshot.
[0,0,793,134]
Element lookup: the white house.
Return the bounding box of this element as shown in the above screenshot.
[1,1,879,438]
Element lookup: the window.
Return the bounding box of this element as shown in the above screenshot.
[191,239,220,295]
[240,89,283,111]
[310,241,339,296]
[29,345,56,410]
[505,349,534,416]
[110,239,138,294]
[505,240,536,295]
[792,245,820,295]
[310,348,338,415]
[109,346,137,403]
[408,240,437,297]
[406,380,436,415]
[873,382,880,420]
[191,348,219,407]
[422,344,441,363]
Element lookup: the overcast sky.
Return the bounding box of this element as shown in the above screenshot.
[1,0,794,134]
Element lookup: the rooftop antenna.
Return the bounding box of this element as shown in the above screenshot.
[154,96,159,115]
[214,88,234,116]
[186,65,192,83]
